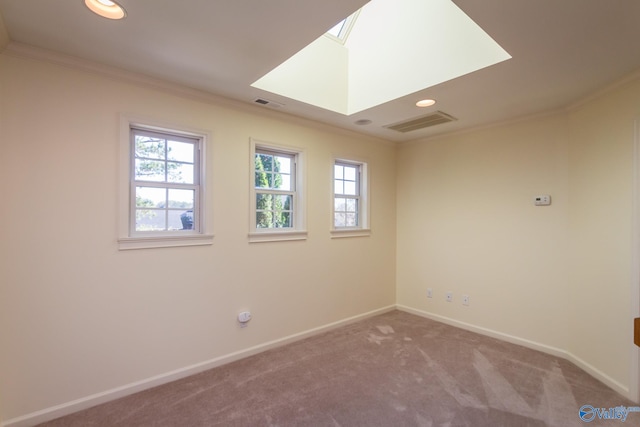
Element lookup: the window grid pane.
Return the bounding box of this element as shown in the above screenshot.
[255,152,293,191]
[132,129,200,233]
[334,162,361,228]
[334,164,358,196]
[256,191,294,228]
[254,147,296,230]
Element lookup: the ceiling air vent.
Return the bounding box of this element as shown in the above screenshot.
[385,111,456,133]
[253,98,284,109]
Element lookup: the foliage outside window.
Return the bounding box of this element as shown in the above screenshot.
[255,150,294,229]
[249,139,306,243]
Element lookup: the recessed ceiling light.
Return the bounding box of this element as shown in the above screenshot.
[84,0,127,20]
[354,119,372,126]
[416,99,436,108]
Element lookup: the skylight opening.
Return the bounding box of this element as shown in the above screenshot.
[326,20,346,38]
[325,10,360,44]
[253,0,511,116]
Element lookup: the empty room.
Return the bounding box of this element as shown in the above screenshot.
[1,0,640,426]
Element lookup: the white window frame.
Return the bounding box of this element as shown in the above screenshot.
[118,115,213,250]
[331,157,370,238]
[249,138,307,243]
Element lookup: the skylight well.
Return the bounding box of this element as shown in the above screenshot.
[252,0,511,116]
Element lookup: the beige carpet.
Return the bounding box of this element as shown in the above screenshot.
[39,311,637,426]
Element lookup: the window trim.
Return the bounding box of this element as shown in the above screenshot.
[249,138,307,243]
[118,115,213,250]
[331,157,370,239]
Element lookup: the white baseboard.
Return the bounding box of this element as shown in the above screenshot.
[1,305,396,427]
[4,303,630,426]
[396,304,630,399]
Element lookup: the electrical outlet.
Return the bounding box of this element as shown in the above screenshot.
[462,295,470,306]
[446,292,453,302]
[427,288,433,298]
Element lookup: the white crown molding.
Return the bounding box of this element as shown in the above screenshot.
[2,42,394,147]
[566,68,640,112]
[3,42,248,108]
[403,67,640,147]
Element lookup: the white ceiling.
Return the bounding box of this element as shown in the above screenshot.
[1,0,639,143]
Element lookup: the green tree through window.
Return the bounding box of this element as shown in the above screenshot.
[254,150,293,228]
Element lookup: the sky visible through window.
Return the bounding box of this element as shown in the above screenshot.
[325,10,359,43]
[327,19,346,38]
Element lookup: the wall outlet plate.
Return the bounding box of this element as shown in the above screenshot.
[446,292,453,302]
[462,295,470,306]
[427,288,433,298]
[534,195,551,206]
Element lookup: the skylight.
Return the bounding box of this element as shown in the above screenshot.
[325,10,360,44]
[252,0,511,116]
[326,20,346,38]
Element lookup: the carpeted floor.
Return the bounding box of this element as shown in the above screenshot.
[39,310,637,426]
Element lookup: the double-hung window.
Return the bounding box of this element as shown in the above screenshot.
[332,159,370,238]
[249,139,306,242]
[255,149,295,228]
[334,161,360,227]
[132,128,200,232]
[118,117,212,250]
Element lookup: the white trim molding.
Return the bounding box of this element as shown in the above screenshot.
[247,230,308,243]
[118,234,214,250]
[118,114,214,250]
[397,305,631,400]
[330,228,371,239]
[249,138,307,243]
[330,155,371,237]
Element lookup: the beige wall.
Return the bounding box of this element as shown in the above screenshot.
[566,79,640,393]
[0,53,397,422]
[397,115,570,348]
[397,77,640,397]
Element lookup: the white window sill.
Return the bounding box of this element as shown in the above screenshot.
[330,228,371,239]
[248,230,308,243]
[118,234,214,250]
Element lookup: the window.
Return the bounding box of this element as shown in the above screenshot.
[249,139,306,242]
[118,117,212,250]
[255,149,294,228]
[332,158,370,238]
[131,128,200,232]
[334,161,360,227]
